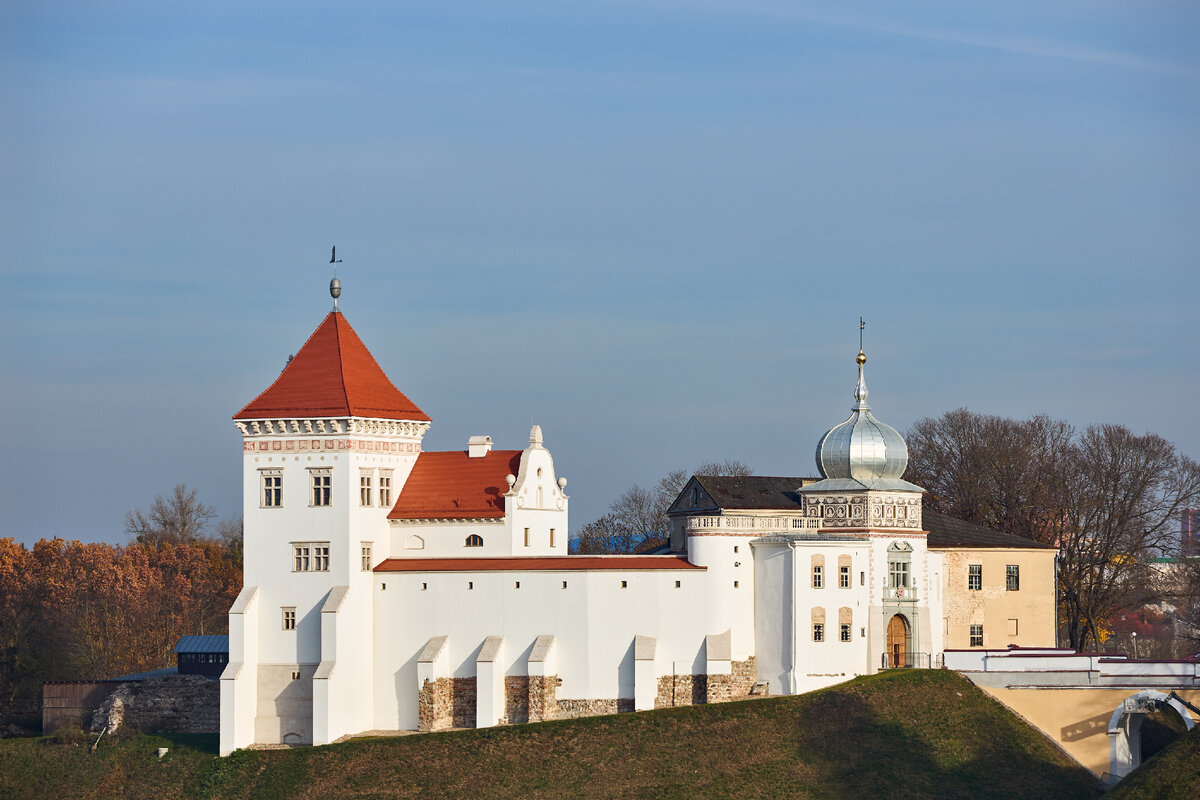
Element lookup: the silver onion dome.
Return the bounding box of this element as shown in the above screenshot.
[813,350,911,486]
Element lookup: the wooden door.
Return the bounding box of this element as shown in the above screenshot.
[887,614,907,668]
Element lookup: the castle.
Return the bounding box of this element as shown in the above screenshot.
[219,293,1057,755]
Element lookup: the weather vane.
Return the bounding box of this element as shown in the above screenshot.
[858,317,866,365]
[329,246,343,311]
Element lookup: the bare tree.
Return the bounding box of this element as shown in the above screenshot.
[575,459,754,554]
[907,411,1200,651]
[124,484,216,546]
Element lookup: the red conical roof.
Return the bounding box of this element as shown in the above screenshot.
[234,312,430,421]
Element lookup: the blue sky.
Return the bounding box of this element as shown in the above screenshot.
[2,1,1198,545]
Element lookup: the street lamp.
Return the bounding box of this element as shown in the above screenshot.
[1131,630,1138,659]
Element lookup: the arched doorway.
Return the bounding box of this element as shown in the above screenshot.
[1106,690,1196,782]
[886,614,909,668]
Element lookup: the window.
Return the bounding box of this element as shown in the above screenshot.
[968,564,982,591]
[260,469,283,508]
[550,528,556,548]
[421,582,427,590]
[970,624,983,647]
[889,560,910,589]
[282,608,296,630]
[1006,564,1020,591]
[813,623,824,642]
[734,580,739,588]
[468,581,473,590]
[860,571,865,586]
[378,470,392,506]
[621,580,628,588]
[309,468,332,506]
[812,565,824,589]
[359,473,373,506]
[1008,618,1019,636]
[691,486,701,506]
[515,581,520,589]
[562,581,568,589]
[840,624,851,642]
[293,542,330,572]
[675,580,681,588]
[361,543,372,571]
[733,545,739,553]
[839,565,850,588]
[293,544,310,572]
[465,534,483,548]
[524,527,530,547]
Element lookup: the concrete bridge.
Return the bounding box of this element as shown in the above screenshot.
[946,647,1199,786]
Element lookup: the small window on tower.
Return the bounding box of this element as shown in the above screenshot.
[282,608,296,631]
[359,472,373,506]
[309,468,332,507]
[361,543,372,571]
[550,528,556,548]
[260,469,283,508]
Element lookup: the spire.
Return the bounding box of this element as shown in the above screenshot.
[853,317,869,410]
[329,246,343,312]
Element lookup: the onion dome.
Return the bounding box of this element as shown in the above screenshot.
[807,349,920,492]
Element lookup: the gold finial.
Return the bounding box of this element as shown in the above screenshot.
[857,317,866,363]
[857,350,866,365]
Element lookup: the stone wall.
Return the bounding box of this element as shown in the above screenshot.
[554,698,634,719]
[418,677,477,731]
[706,658,757,703]
[655,658,758,708]
[504,676,529,724]
[90,675,219,735]
[527,675,559,723]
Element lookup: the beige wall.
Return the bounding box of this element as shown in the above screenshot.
[983,686,1200,776]
[935,547,1056,649]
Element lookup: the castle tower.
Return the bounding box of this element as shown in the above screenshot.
[799,347,929,671]
[222,289,430,754]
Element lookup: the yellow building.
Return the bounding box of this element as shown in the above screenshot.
[927,512,1058,650]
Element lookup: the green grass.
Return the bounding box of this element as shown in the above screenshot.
[0,670,1100,800]
[1107,724,1200,800]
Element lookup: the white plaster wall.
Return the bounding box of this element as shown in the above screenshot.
[752,543,792,695]
[687,535,756,659]
[370,566,738,730]
[789,542,872,692]
[389,520,508,558]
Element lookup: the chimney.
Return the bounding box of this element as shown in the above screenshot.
[467,435,493,458]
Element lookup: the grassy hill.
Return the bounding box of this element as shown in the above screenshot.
[0,669,1100,800]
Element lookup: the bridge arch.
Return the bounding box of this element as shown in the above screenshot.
[1107,689,1195,781]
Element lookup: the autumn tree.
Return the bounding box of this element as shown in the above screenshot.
[906,409,1199,651]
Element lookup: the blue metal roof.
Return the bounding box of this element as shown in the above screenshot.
[174,634,229,654]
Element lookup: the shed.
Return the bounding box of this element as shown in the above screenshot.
[175,635,229,678]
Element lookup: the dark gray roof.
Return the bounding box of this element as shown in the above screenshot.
[174,635,229,654]
[689,475,821,511]
[924,512,1057,550]
[112,667,178,681]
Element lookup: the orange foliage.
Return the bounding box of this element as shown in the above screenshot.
[0,537,242,720]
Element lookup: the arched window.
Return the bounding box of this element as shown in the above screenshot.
[465,534,484,548]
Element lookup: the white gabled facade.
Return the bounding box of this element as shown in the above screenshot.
[220,301,1056,756]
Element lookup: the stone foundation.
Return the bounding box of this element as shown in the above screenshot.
[655,658,757,708]
[706,658,757,703]
[418,677,477,731]
[90,675,219,735]
[528,675,559,722]
[554,698,634,719]
[504,676,529,724]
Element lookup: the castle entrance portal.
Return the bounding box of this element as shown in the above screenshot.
[886,614,909,668]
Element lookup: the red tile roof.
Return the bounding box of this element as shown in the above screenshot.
[375,556,705,572]
[234,312,430,421]
[388,450,522,520]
